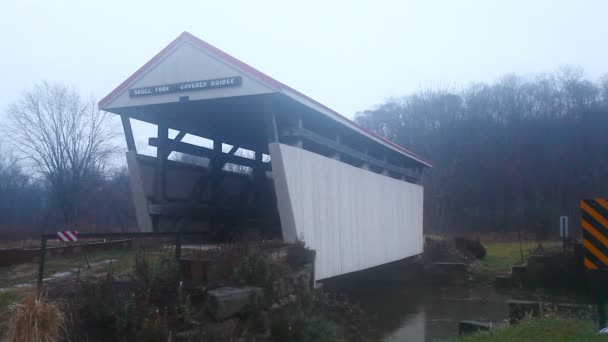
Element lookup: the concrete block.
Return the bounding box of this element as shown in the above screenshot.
[459,320,492,335]
[527,254,581,290]
[208,286,263,321]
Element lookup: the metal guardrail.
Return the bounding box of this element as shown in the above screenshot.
[36,231,201,288]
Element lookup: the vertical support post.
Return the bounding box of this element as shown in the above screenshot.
[156,125,168,202]
[309,250,316,290]
[120,115,137,152]
[361,145,370,170]
[518,230,524,264]
[283,115,304,148]
[263,97,278,176]
[415,166,423,185]
[560,216,568,253]
[252,150,267,220]
[294,117,303,148]
[37,237,47,290]
[263,97,279,144]
[209,139,223,230]
[213,139,222,157]
[597,270,607,329]
[400,161,408,181]
[332,134,341,160]
[382,154,390,176]
[175,231,182,262]
[210,139,223,204]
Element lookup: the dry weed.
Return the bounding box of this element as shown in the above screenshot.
[7,290,64,342]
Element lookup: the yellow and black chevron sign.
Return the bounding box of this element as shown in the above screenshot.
[581,198,608,270]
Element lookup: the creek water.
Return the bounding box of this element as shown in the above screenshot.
[336,283,508,341]
[321,258,553,342]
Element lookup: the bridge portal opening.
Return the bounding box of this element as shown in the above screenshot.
[111,94,283,242]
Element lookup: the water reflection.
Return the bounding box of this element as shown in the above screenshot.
[322,258,510,342]
[384,311,426,342]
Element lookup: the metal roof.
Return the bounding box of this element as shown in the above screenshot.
[99,32,432,167]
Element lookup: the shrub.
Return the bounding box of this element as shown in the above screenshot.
[270,314,294,342]
[177,283,199,326]
[8,291,64,342]
[135,250,179,288]
[234,253,270,288]
[135,307,168,342]
[287,237,313,268]
[296,275,313,312]
[77,274,122,339]
[454,237,486,259]
[292,312,344,342]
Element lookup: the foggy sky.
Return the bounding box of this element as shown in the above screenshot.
[1,0,607,147]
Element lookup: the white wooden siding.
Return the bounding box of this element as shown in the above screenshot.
[269,143,424,280]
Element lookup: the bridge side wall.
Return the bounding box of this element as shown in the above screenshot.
[269,143,424,280]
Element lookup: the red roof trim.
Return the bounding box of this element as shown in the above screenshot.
[99,32,432,167]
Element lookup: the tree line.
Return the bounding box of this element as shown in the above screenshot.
[3,67,607,239]
[0,82,264,239]
[356,67,608,236]
[0,83,135,239]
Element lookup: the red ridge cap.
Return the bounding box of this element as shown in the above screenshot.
[98,31,432,167]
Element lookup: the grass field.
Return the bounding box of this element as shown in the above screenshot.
[0,289,22,333]
[458,240,599,341]
[0,244,181,291]
[0,249,140,289]
[0,246,175,335]
[477,240,562,281]
[457,316,604,341]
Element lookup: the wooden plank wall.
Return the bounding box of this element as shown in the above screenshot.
[270,143,424,280]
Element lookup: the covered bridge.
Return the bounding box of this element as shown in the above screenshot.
[99,32,431,280]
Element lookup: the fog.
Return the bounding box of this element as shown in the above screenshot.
[1,0,607,149]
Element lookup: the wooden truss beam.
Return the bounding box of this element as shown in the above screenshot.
[147,142,249,218]
[280,127,419,181]
[148,138,271,171]
[174,131,187,142]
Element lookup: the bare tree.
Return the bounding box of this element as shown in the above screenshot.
[4,82,120,227]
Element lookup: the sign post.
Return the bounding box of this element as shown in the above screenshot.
[560,216,568,252]
[598,270,607,329]
[580,198,608,329]
[36,237,47,290]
